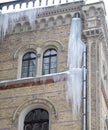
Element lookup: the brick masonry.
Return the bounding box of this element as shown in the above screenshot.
[0,1,108,130]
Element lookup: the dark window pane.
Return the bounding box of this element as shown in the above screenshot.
[21,52,36,78]
[51,50,57,55]
[22,61,29,67]
[33,123,40,130]
[22,73,28,78]
[43,49,57,75]
[22,67,28,73]
[42,122,49,130]
[30,60,36,66]
[29,67,34,72]
[43,69,49,75]
[44,58,49,63]
[30,53,36,58]
[44,64,49,69]
[25,124,32,130]
[42,111,49,120]
[23,53,30,60]
[44,50,50,56]
[29,72,34,77]
[50,68,56,73]
[51,57,56,62]
[51,63,56,68]
[24,109,49,130]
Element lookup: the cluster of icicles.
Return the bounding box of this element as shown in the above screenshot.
[66,17,85,118]
[0,1,85,117]
[0,0,81,38]
[0,7,44,38]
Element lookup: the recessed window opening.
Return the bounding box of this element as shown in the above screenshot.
[24,108,49,130]
[21,52,36,78]
[42,48,57,75]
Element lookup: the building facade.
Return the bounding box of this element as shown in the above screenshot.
[0,0,108,130]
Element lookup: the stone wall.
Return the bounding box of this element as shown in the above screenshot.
[0,24,70,81]
[0,78,82,130]
[0,1,108,130]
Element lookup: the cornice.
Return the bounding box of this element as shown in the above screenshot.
[0,1,84,37]
[0,72,67,90]
[36,1,84,18]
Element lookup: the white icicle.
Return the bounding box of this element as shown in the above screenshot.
[67,17,85,118]
[0,7,44,38]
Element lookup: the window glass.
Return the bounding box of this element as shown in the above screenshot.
[44,50,50,56]
[43,49,57,75]
[24,109,49,130]
[21,52,36,78]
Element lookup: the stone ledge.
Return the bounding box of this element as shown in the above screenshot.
[0,72,67,90]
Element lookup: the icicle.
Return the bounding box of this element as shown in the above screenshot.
[53,74,66,82]
[0,10,3,38]
[106,76,108,98]
[0,7,44,38]
[67,17,85,118]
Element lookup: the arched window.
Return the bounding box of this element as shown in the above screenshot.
[24,108,49,130]
[104,117,108,130]
[42,48,57,75]
[21,52,36,78]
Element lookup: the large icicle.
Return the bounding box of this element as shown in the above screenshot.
[67,16,85,117]
[0,7,44,38]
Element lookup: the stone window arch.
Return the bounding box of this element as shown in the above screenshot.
[56,16,63,26]
[24,108,49,130]
[40,19,46,29]
[65,14,71,24]
[37,40,64,76]
[22,22,31,32]
[104,117,108,130]
[14,44,38,78]
[14,23,21,33]
[13,98,57,130]
[88,6,96,17]
[48,17,55,27]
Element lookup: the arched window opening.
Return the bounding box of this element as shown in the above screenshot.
[21,52,36,78]
[42,48,57,75]
[104,117,108,130]
[24,108,49,130]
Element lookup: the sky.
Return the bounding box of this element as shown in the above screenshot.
[0,0,108,17]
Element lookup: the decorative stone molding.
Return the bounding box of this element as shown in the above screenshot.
[12,13,72,33]
[13,98,58,130]
[14,44,38,59]
[35,1,83,18]
[41,40,64,51]
[1,1,84,36]
[14,44,39,78]
[82,2,106,29]
[82,2,105,18]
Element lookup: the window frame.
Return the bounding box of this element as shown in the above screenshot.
[21,52,37,78]
[17,103,56,130]
[24,108,49,130]
[13,99,57,130]
[42,48,57,75]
